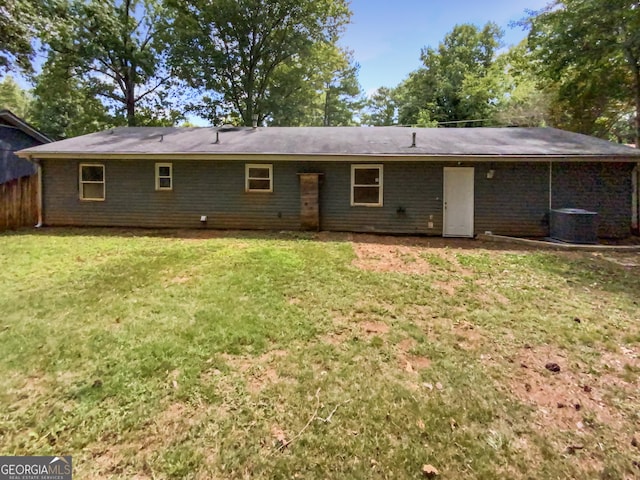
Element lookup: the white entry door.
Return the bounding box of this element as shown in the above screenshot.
[443,167,474,237]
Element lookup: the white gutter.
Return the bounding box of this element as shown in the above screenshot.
[13,151,640,162]
[31,156,43,228]
[631,162,640,234]
[549,161,553,210]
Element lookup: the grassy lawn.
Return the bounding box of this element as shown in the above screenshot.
[1,229,639,479]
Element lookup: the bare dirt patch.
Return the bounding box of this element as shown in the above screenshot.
[321,330,351,346]
[10,374,48,401]
[434,279,462,296]
[601,345,640,370]
[4,373,59,415]
[397,337,417,354]
[287,296,302,305]
[88,400,209,478]
[474,279,511,306]
[220,349,291,394]
[501,344,637,434]
[452,321,485,350]
[396,337,432,374]
[401,355,432,373]
[493,343,640,477]
[352,243,432,274]
[361,321,390,335]
[594,252,640,268]
[167,275,192,285]
[350,235,485,277]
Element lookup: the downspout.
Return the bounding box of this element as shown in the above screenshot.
[34,157,43,228]
[635,163,640,234]
[548,161,553,237]
[549,161,553,210]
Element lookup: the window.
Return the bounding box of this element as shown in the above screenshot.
[351,164,383,206]
[155,163,173,190]
[245,164,273,192]
[79,164,105,201]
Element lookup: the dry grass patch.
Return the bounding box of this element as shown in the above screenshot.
[352,242,433,274]
[85,400,211,479]
[452,320,486,350]
[218,349,292,394]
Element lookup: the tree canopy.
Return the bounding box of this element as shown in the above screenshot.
[165,0,352,126]
[266,43,362,126]
[525,0,640,144]
[0,0,40,73]
[395,23,504,127]
[42,0,179,127]
[0,76,31,117]
[361,87,396,126]
[29,57,115,139]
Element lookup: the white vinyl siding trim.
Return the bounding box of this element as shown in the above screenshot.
[79,163,105,201]
[245,164,273,192]
[351,164,383,207]
[155,162,173,191]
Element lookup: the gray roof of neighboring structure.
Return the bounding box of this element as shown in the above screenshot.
[0,110,51,183]
[17,126,640,159]
[0,110,52,144]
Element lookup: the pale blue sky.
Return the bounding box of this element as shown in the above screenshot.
[341,0,550,96]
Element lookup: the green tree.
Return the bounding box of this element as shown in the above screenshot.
[361,87,397,126]
[0,75,31,117]
[0,0,39,72]
[415,110,439,128]
[261,59,319,126]
[29,57,115,139]
[395,70,428,126]
[320,46,362,126]
[166,0,351,126]
[44,0,178,127]
[397,23,503,127]
[525,0,640,145]
[266,43,362,126]
[468,41,550,127]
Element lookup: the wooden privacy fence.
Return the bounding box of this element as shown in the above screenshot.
[0,174,38,231]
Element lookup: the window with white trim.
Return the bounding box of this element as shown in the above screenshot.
[351,164,383,206]
[245,164,273,192]
[79,164,105,201]
[155,163,173,190]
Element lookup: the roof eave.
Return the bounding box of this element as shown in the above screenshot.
[0,110,53,144]
[15,151,640,162]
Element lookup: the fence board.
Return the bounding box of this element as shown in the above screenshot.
[0,175,38,231]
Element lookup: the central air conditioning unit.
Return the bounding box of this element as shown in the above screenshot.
[550,208,598,244]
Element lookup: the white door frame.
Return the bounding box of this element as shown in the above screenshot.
[443,167,475,237]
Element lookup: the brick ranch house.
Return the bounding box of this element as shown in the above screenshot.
[17,126,640,238]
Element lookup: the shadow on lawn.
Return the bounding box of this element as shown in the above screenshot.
[532,252,640,301]
[5,226,640,299]
[3,225,543,251]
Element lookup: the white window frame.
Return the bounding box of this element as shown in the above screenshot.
[155,162,173,191]
[79,163,105,201]
[351,164,383,207]
[245,164,273,193]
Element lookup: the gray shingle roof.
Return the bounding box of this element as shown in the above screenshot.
[0,109,52,144]
[17,126,640,159]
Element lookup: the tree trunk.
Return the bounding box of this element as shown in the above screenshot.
[634,65,640,149]
[244,100,253,127]
[624,46,640,148]
[245,73,255,127]
[126,83,136,127]
[323,87,331,126]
